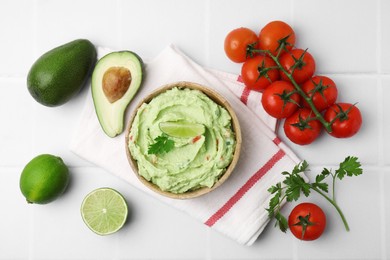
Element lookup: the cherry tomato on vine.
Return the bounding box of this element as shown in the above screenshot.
[261,81,300,119]
[288,203,326,241]
[324,103,362,138]
[258,20,296,56]
[279,49,316,84]
[241,55,280,92]
[302,76,338,112]
[284,108,322,145]
[224,27,259,63]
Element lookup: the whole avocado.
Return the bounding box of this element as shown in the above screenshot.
[27,39,97,107]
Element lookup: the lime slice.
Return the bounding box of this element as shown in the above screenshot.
[159,121,205,138]
[80,188,128,236]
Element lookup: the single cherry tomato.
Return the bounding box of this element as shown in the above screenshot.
[241,55,280,92]
[284,108,322,145]
[324,103,362,138]
[279,49,316,84]
[224,27,259,63]
[258,20,296,56]
[302,76,338,112]
[261,81,300,119]
[288,203,326,241]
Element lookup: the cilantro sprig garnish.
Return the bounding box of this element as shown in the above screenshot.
[147,134,174,155]
[267,156,363,232]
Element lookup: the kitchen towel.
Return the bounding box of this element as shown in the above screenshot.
[70,45,301,246]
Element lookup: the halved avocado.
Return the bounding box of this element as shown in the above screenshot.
[92,51,143,137]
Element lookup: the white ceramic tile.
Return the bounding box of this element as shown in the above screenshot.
[381,0,390,73]
[0,78,34,166]
[279,75,379,166]
[210,166,381,259]
[382,76,390,165]
[295,167,382,259]
[0,0,35,77]
[116,191,209,259]
[35,0,121,55]
[208,0,292,74]
[121,0,208,63]
[117,172,209,259]
[31,167,119,259]
[209,219,295,259]
[30,87,93,167]
[384,170,390,259]
[30,165,209,259]
[0,168,30,259]
[293,0,377,74]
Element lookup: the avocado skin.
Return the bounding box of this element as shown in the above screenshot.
[27,39,97,107]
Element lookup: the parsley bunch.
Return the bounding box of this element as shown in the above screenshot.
[267,156,363,232]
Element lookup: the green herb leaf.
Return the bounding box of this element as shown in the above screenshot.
[336,156,363,180]
[267,185,282,217]
[312,168,330,193]
[283,161,310,202]
[284,174,310,201]
[148,135,175,155]
[268,182,282,194]
[313,181,329,193]
[275,212,288,233]
[320,168,331,179]
[293,160,309,175]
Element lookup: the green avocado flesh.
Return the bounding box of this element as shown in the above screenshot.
[92,51,143,138]
[27,39,97,107]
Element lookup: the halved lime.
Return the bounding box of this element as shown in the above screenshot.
[159,121,205,138]
[80,188,128,236]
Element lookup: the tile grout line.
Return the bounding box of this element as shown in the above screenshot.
[290,0,295,27]
[117,0,123,49]
[28,0,38,259]
[1,72,389,81]
[204,0,211,68]
[0,75,25,80]
[3,163,390,171]
[205,228,212,260]
[378,79,386,260]
[376,0,387,259]
[114,1,123,259]
[290,0,299,259]
[204,0,212,258]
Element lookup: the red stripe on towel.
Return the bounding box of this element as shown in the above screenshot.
[237,75,244,83]
[273,137,281,145]
[205,149,286,227]
[240,86,250,105]
[237,75,250,105]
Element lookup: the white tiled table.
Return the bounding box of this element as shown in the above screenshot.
[1,0,389,259]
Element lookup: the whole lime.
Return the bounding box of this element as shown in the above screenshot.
[20,154,70,204]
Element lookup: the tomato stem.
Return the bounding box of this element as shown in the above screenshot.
[332,174,337,201]
[311,186,350,231]
[293,213,316,240]
[252,48,333,133]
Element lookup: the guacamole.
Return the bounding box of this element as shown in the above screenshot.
[128,87,236,194]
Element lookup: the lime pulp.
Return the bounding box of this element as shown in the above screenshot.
[80,188,128,236]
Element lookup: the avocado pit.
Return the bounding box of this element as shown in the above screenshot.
[102,66,131,103]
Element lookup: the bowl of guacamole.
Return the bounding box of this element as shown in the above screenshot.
[125,81,241,199]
